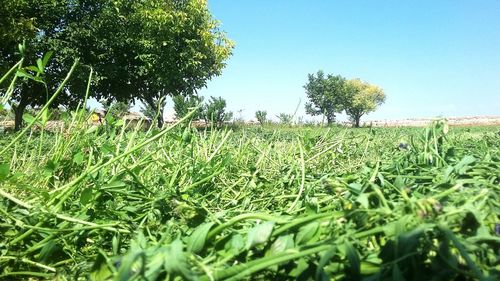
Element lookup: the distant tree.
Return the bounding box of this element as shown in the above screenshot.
[345,79,386,127]
[304,71,347,124]
[204,96,231,127]
[255,110,267,125]
[277,113,293,125]
[173,95,204,120]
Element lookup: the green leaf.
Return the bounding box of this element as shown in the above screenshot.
[0,163,10,181]
[348,182,363,195]
[246,221,275,249]
[36,58,44,74]
[16,69,35,80]
[295,221,319,245]
[225,233,244,254]
[112,235,120,255]
[356,193,370,208]
[345,242,361,279]
[316,246,338,280]
[454,155,476,174]
[42,51,53,69]
[103,180,126,189]
[44,160,58,176]
[80,188,93,204]
[73,152,84,165]
[41,108,50,124]
[26,66,40,73]
[115,119,125,127]
[22,113,35,124]
[186,222,214,253]
[163,239,193,279]
[266,234,294,256]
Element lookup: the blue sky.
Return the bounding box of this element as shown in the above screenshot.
[192,0,500,121]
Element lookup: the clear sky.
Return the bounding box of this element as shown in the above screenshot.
[193,0,500,122]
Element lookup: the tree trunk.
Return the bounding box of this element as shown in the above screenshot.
[326,113,336,125]
[354,117,360,128]
[353,113,363,128]
[13,95,29,131]
[156,112,164,129]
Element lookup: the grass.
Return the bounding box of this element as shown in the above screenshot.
[1,62,499,281]
[0,112,499,280]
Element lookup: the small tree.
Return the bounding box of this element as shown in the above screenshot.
[304,71,347,124]
[345,79,386,127]
[173,95,204,120]
[277,113,293,125]
[255,110,267,125]
[204,96,231,127]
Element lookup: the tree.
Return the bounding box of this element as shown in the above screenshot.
[304,71,347,124]
[1,0,234,129]
[66,0,234,128]
[173,95,204,121]
[277,113,293,125]
[0,0,78,130]
[204,96,231,127]
[345,79,386,127]
[255,110,267,125]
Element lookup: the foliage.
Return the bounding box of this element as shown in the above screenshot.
[345,79,386,127]
[277,112,293,125]
[0,0,234,129]
[173,95,204,121]
[203,96,232,127]
[304,71,347,124]
[0,113,498,280]
[65,0,234,128]
[255,110,268,125]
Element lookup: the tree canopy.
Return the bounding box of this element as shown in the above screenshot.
[0,0,234,129]
[304,71,386,126]
[204,96,232,127]
[345,78,386,127]
[304,71,347,124]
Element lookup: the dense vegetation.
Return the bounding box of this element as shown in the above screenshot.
[0,0,233,129]
[0,2,498,281]
[0,114,498,280]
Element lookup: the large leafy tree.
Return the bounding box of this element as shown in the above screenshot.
[1,0,233,129]
[304,71,347,124]
[65,0,234,128]
[0,0,78,130]
[345,79,386,127]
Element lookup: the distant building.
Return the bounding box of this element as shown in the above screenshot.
[123,112,151,128]
[164,109,177,123]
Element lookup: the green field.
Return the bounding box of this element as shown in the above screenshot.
[0,117,499,280]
